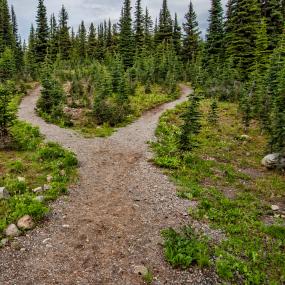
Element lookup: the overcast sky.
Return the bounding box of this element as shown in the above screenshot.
[8,0,227,41]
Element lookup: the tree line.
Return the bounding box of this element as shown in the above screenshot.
[0,0,284,154]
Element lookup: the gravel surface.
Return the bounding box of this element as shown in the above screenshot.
[0,85,219,285]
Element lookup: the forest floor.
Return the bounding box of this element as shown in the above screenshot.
[0,85,219,285]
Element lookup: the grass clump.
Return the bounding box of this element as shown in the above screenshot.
[162,227,210,269]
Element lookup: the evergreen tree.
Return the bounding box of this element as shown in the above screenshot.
[204,0,224,65]
[225,0,261,78]
[0,81,15,139]
[26,24,37,78]
[182,1,200,62]
[180,92,202,151]
[0,47,15,80]
[58,5,71,60]
[0,0,15,52]
[37,68,64,115]
[11,5,23,70]
[35,0,49,63]
[269,64,285,154]
[157,0,173,44]
[208,100,219,125]
[96,23,105,60]
[119,0,135,68]
[173,13,182,55]
[134,0,144,51]
[77,21,87,60]
[261,0,283,50]
[48,13,59,61]
[143,7,153,50]
[87,23,97,59]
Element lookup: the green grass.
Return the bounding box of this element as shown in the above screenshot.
[0,122,77,239]
[152,99,285,284]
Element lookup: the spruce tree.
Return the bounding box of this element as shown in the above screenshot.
[35,0,49,63]
[0,81,15,140]
[58,5,71,60]
[179,93,202,151]
[11,5,23,70]
[208,100,219,125]
[48,13,59,61]
[143,7,153,50]
[0,0,15,52]
[225,0,261,78]
[157,0,173,44]
[261,0,283,50]
[173,13,182,56]
[182,1,200,62]
[78,21,87,60]
[119,0,135,68]
[269,64,285,154]
[96,23,105,60]
[134,0,144,52]
[26,24,37,78]
[204,0,224,65]
[87,23,97,59]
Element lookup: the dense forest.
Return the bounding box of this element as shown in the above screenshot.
[0,0,285,284]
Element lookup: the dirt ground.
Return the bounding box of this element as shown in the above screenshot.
[0,85,219,285]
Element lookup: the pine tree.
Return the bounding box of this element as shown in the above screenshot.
[134,0,144,51]
[35,0,49,63]
[179,93,202,151]
[204,0,224,65]
[261,0,283,50]
[182,1,201,62]
[173,13,181,55]
[87,23,97,59]
[119,0,135,68]
[58,5,71,60]
[157,0,173,44]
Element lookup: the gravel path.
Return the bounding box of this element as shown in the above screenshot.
[0,86,219,285]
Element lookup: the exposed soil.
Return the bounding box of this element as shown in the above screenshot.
[0,85,219,285]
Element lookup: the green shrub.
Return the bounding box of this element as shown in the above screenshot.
[37,142,66,161]
[4,177,27,195]
[7,160,25,173]
[161,227,210,269]
[10,121,42,150]
[8,194,48,221]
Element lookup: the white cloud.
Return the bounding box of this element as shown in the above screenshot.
[8,0,227,41]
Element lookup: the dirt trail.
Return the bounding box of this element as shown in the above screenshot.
[0,86,218,285]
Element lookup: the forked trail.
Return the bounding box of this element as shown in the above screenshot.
[0,85,218,284]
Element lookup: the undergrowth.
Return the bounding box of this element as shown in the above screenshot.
[0,94,77,239]
[152,99,285,284]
